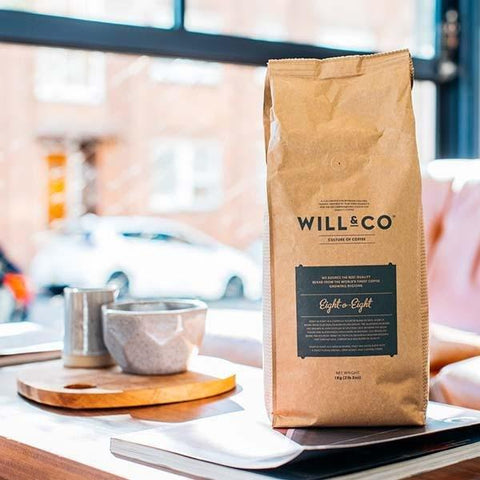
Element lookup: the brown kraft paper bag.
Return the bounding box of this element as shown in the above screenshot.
[263,50,429,427]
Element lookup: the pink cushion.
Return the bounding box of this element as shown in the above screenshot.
[421,177,452,258]
[427,182,480,332]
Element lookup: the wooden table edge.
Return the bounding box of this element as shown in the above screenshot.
[0,436,124,480]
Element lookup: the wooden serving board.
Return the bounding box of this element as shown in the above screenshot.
[17,356,236,409]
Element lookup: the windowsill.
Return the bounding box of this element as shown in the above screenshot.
[0,307,263,369]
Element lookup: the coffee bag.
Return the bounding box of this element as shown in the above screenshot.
[263,50,428,427]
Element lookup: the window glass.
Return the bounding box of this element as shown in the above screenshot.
[0,0,174,27]
[0,44,264,329]
[186,0,436,58]
[0,43,435,331]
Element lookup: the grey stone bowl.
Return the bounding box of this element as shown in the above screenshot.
[102,299,207,375]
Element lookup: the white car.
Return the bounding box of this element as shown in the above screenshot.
[31,215,261,301]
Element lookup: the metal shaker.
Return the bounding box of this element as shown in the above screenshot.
[63,287,118,368]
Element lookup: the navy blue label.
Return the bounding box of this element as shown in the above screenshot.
[296,264,397,357]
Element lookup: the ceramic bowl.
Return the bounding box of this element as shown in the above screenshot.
[102,299,207,375]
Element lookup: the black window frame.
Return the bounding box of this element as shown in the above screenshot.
[0,0,476,158]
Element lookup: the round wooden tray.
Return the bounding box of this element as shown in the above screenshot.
[17,356,236,409]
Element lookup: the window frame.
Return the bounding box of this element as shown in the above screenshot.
[436,0,479,159]
[0,0,476,158]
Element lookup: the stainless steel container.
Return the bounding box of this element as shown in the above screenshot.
[63,287,118,368]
